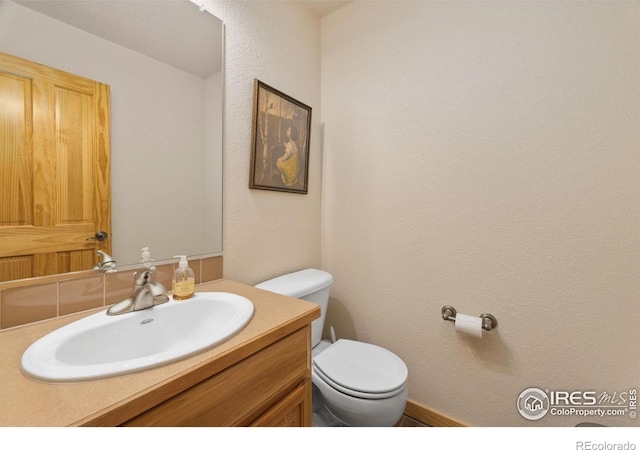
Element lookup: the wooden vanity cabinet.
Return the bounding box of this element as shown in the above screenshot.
[122,326,312,427]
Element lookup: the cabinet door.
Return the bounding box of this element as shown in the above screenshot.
[251,380,312,427]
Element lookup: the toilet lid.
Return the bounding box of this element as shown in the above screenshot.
[312,339,407,399]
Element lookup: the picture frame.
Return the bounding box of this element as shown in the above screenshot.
[249,79,312,194]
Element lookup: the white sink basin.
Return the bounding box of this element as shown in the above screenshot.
[21,292,254,383]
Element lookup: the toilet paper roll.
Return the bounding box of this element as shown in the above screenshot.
[455,313,483,338]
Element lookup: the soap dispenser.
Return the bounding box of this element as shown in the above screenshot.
[172,255,195,300]
[139,247,154,268]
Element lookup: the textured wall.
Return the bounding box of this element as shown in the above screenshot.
[207,0,323,285]
[321,1,640,426]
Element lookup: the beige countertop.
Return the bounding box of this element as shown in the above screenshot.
[0,279,319,427]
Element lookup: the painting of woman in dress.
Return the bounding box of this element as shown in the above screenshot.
[276,125,300,187]
[250,80,311,194]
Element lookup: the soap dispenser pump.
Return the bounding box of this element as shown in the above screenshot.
[172,255,195,300]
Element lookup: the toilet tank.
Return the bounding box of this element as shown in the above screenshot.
[255,269,333,347]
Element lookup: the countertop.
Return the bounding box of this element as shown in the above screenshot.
[0,279,320,426]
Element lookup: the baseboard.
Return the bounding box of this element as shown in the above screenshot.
[404,399,467,427]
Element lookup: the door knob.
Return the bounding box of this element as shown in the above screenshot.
[87,231,108,242]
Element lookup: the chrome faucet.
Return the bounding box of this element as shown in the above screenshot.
[106,268,169,316]
[93,250,117,273]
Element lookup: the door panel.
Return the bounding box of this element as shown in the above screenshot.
[0,71,33,228]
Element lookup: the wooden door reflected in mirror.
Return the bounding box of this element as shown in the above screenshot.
[0,52,110,282]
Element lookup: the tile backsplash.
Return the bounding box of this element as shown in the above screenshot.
[0,256,223,330]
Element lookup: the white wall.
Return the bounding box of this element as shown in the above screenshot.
[206,0,323,285]
[205,70,224,254]
[321,1,639,426]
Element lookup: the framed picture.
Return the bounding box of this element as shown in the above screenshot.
[250,79,312,194]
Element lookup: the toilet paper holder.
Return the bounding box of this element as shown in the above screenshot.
[441,305,498,332]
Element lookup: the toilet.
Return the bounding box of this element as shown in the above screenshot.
[255,268,408,427]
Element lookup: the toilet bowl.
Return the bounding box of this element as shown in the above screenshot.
[312,338,408,426]
[255,269,408,427]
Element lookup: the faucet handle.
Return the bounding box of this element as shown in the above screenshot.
[132,267,156,286]
[148,281,168,297]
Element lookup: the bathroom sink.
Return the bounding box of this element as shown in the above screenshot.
[21,292,254,383]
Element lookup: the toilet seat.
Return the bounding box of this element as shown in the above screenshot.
[312,339,408,400]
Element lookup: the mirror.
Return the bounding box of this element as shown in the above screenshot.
[0,0,223,277]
